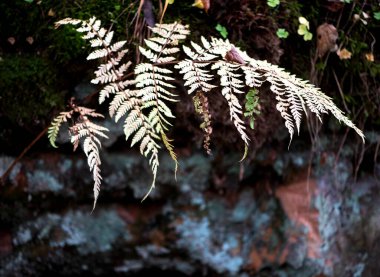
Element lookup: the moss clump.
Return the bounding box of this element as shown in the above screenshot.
[0,55,64,125]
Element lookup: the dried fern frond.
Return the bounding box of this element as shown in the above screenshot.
[193,92,213,155]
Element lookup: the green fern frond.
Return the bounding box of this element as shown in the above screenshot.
[48,111,73,148]
[244,89,261,130]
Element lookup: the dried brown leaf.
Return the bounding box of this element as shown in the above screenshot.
[225,46,246,64]
[48,8,55,17]
[26,36,34,45]
[7,37,15,45]
[193,0,210,12]
[317,23,338,58]
[365,53,374,62]
[337,48,352,60]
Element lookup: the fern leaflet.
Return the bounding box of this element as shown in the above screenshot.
[48,111,73,148]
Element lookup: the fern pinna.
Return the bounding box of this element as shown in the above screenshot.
[50,17,364,209]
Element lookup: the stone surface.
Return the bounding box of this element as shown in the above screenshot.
[1,141,380,276]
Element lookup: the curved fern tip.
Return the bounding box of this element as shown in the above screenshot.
[239,144,249,162]
[91,202,97,213]
[174,162,178,181]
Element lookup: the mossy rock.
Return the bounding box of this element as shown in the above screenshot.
[0,55,64,125]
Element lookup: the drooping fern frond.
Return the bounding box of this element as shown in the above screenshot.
[82,135,102,211]
[48,99,109,210]
[109,86,161,200]
[177,36,364,144]
[68,106,108,210]
[212,61,250,146]
[177,37,248,149]
[134,22,190,174]
[235,50,365,142]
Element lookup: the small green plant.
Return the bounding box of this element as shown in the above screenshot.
[297,17,313,41]
[276,28,289,39]
[267,0,280,8]
[215,24,228,38]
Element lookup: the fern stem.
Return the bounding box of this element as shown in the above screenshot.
[1,126,49,185]
[153,60,217,66]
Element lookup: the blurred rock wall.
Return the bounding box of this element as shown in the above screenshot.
[1,138,379,276]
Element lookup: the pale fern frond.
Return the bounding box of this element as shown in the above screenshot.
[104,31,114,46]
[50,101,108,210]
[72,109,108,210]
[55,17,133,107]
[54,18,82,28]
[175,36,219,94]
[212,61,250,146]
[95,51,129,78]
[99,73,135,105]
[135,22,189,170]
[225,45,365,142]
[110,41,128,52]
[114,96,141,123]
[109,87,162,198]
[83,135,102,211]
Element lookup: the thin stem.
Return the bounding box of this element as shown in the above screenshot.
[332,69,350,114]
[0,126,49,185]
